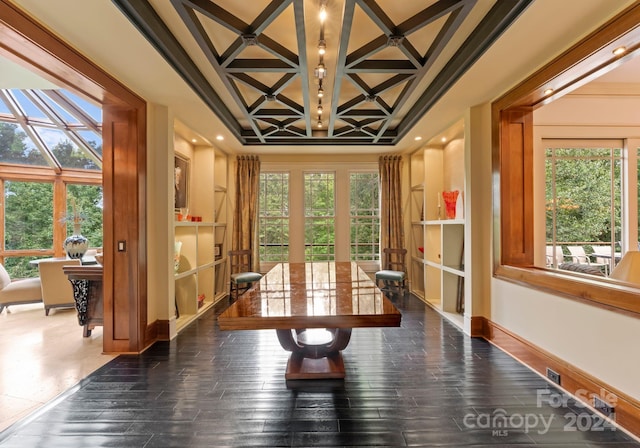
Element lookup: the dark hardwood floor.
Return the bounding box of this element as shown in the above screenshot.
[1,293,637,447]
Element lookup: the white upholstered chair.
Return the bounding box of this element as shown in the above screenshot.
[0,263,42,314]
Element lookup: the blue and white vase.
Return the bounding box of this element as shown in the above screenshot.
[63,223,89,259]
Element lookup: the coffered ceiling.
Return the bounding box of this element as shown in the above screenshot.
[112,0,531,147]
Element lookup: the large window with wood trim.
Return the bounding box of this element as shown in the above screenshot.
[494,4,640,316]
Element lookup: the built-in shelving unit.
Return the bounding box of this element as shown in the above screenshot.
[174,134,228,332]
[409,120,466,328]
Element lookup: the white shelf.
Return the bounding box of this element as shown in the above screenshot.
[173,143,228,333]
[408,128,466,329]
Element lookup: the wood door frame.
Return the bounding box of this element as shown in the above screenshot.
[0,1,149,352]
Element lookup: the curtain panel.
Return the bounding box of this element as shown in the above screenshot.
[379,155,405,266]
[232,155,261,272]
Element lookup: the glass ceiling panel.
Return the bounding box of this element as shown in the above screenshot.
[0,88,102,171]
[0,121,48,167]
[33,128,99,170]
[62,90,102,122]
[77,130,103,156]
[10,90,47,120]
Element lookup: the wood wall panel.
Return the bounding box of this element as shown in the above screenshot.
[499,108,533,265]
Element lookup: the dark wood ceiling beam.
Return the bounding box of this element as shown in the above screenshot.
[274,94,304,115]
[226,59,297,72]
[257,35,299,67]
[339,109,388,118]
[356,0,396,35]
[229,73,270,94]
[220,38,244,67]
[347,60,416,73]
[179,0,249,33]
[345,35,388,69]
[372,73,414,96]
[397,0,467,35]
[249,0,292,35]
[252,109,301,118]
[371,1,475,142]
[336,94,366,115]
[397,0,533,140]
[114,0,245,141]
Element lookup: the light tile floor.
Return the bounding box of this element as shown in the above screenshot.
[0,303,114,432]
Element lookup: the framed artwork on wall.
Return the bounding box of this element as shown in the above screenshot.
[174,154,190,211]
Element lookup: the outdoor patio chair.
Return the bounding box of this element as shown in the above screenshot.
[567,246,608,274]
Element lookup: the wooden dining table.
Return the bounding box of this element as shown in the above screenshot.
[217,262,402,380]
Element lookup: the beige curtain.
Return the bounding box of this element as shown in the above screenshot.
[379,155,405,264]
[232,155,261,271]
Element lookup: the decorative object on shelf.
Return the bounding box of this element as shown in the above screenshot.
[437,192,442,219]
[197,293,205,308]
[442,190,459,219]
[214,243,223,260]
[174,153,190,210]
[174,241,182,273]
[179,207,189,221]
[62,199,89,259]
[418,247,424,253]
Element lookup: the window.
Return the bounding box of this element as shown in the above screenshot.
[350,172,380,261]
[259,162,379,268]
[3,180,54,277]
[304,172,335,261]
[544,142,623,274]
[67,184,104,248]
[494,4,640,316]
[258,172,289,262]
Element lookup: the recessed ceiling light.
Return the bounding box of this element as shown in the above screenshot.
[191,138,197,143]
[414,136,422,141]
[544,88,554,95]
[613,46,627,56]
[441,137,447,143]
[216,135,224,141]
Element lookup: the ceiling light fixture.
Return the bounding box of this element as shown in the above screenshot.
[318,40,326,55]
[313,0,329,133]
[544,88,554,95]
[319,0,327,22]
[613,46,627,56]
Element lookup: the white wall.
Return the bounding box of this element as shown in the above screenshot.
[492,278,640,400]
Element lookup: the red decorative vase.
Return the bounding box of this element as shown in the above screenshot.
[442,190,459,219]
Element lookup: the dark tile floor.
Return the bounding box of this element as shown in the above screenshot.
[1,293,638,447]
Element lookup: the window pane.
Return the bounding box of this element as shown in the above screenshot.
[304,172,335,261]
[0,122,48,167]
[545,145,622,274]
[350,172,380,261]
[67,184,103,248]
[259,172,289,262]
[4,180,53,276]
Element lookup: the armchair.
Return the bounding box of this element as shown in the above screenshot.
[38,259,81,315]
[0,263,42,314]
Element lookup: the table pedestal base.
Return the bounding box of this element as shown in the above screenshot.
[276,328,352,380]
